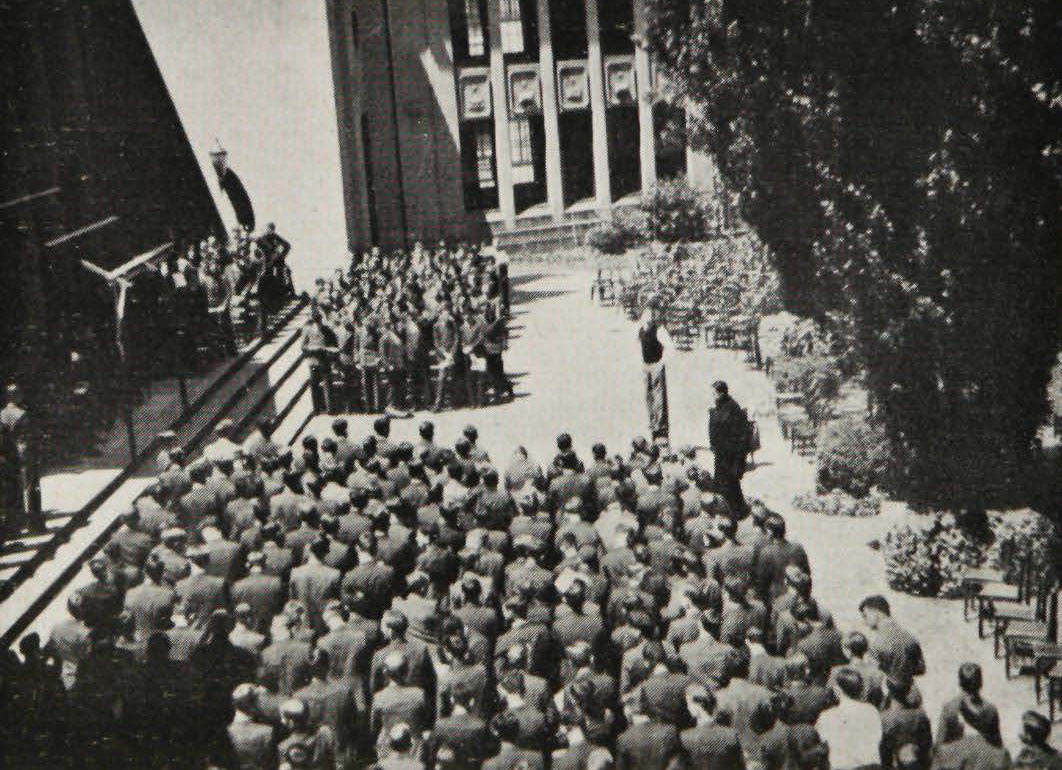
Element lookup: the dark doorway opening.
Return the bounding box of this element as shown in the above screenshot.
[550,0,588,59]
[599,0,634,56]
[513,115,547,213]
[606,105,640,200]
[559,111,595,206]
[653,101,687,182]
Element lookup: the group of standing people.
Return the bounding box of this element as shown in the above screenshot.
[9,409,1057,769]
[174,222,295,357]
[301,242,513,416]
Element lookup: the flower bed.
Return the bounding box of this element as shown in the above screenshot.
[792,489,883,518]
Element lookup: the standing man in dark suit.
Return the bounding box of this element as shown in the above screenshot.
[708,381,751,518]
[680,684,745,770]
[859,595,926,682]
[228,683,278,770]
[1,383,44,535]
[231,550,286,634]
[615,691,687,770]
[289,537,342,634]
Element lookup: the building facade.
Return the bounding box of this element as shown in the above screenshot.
[327,0,718,252]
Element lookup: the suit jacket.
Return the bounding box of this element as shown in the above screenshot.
[290,560,341,631]
[206,538,244,582]
[124,581,176,639]
[680,723,745,770]
[259,638,313,696]
[716,678,775,748]
[936,695,1002,749]
[616,720,686,770]
[109,526,154,568]
[549,472,594,514]
[640,671,695,727]
[343,561,396,618]
[871,617,927,682]
[261,542,294,579]
[482,745,545,770]
[552,606,606,650]
[755,539,811,600]
[175,571,231,627]
[708,395,748,459]
[431,712,492,769]
[231,572,285,633]
[269,489,307,532]
[178,484,222,532]
[294,677,358,750]
[371,638,434,693]
[931,734,1011,770]
[227,718,277,770]
[552,742,595,770]
[372,684,429,746]
[880,690,934,770]
[438,660,491,718]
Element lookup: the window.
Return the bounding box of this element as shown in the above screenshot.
[475,124,496,189]
[464,0,485,57]
[510,116,534,184]
[500,0,525,54]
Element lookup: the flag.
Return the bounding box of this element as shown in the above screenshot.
[218,166,255,231]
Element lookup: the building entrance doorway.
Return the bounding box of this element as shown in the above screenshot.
[559,111,594,206]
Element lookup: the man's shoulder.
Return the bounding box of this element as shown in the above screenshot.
[682,723,739,748]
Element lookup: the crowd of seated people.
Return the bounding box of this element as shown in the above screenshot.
[301,242,513,416]
[2,414,1057,770]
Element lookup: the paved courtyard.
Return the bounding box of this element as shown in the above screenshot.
[306,265,1037,745]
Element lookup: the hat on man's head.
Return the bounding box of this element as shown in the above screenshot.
[383,609,409,633]
[187,545,211,563]
[514,534,542,554]
[162,527,186,543]
[1020,710,1051,744]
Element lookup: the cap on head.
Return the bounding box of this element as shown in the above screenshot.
[1021,710,1051,744]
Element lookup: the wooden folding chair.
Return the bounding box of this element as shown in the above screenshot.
[1001,584,1058,676]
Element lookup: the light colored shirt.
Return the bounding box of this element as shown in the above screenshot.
[816,695,882,770]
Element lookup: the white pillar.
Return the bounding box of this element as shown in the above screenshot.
[486,0,516,227]
[536,0,564,220]
[584,0,611,208]
[633,0,656,196]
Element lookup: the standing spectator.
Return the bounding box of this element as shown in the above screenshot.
[707,381,751,518]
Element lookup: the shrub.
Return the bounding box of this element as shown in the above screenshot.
[792,489,883,517]
[883,512,983,598]
[815,414,890,498]
[587,217,642,255]
[641,177,710,243]
[984,508,1060,586]
[883,508,1058,598]
[882,521,949,596]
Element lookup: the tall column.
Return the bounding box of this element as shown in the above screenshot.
[584,0,612,208]
[486,0,516,227]
[536,0,564,220]
[633,0,657,196]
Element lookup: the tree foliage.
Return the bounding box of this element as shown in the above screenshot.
[650,0,1062,507]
